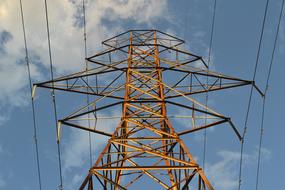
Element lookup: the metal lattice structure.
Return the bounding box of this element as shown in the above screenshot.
[35,30,261,189]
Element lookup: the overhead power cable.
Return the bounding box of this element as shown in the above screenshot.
[238,0,270,189]
[255,0,284,189]
[43,0,64,189]
[202,0,217,169]
[82,0,93,167]
[19,0,42,189]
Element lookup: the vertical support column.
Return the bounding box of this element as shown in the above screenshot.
[115,31,133,189]
[153,31,177,189]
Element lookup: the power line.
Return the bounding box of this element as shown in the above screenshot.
[19,0,42,189]
[207,0,217,65]
[203,0,217,169]
[255,0,284,189]
[238,0,270,189]
[82,0,93,167]
[43,0,64,189]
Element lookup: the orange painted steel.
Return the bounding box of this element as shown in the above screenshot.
[35,30,259,189]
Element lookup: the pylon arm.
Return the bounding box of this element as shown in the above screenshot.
[252,82,265,97]
[178,119,228,136]
[60,121,112,137]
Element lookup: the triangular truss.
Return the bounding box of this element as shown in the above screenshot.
[35,30,262,190]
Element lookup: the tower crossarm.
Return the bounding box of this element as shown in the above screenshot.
[34,30,261,190]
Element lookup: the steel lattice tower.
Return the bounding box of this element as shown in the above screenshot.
[35,30,260,189]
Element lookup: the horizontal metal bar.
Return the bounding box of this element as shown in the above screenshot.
[112,137,179,141]
[64,101,123,120]
[165,82,252,99]
[35,84,124,100]
[35,68,121,85]
[90,165,198,171]
[60,121,112,137]
[178,119,228,136]
[88,44,200,60]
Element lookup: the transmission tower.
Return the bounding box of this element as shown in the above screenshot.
[35,30,260,189]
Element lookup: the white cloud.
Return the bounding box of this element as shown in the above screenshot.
[0,115,8,127]
[206,150,241,190]
[0,0,167,186]
[64,173,84,190]
[62,109,120,171]
[0,55,41,107]
[61,108,120,188]
[0,0,168,119]
[206,147,272,190]
[0,0,169,182]
[87,0,168,24]
[256,146,272,160]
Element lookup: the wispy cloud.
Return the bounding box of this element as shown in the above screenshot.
[62,109,120,171]
[62,109,120,189]
[0,115,8,127]
[0,0,168,123]
[0,30,12,54]
[206,150,241,190]
[206,147,272,190]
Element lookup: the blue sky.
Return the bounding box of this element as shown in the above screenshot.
[0,0,285,189]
